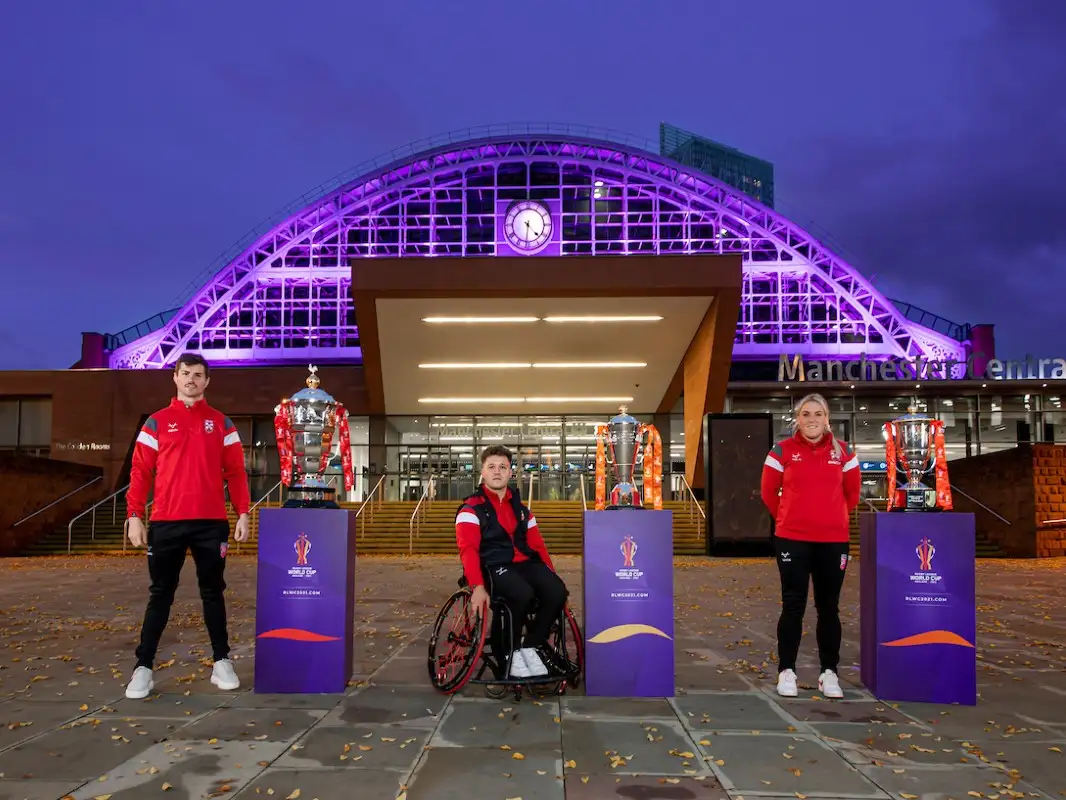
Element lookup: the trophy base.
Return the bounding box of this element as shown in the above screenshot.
[284,485,339,509]
[891,487,940,512]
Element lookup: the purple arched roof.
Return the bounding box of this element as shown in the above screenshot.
[109,124,966,370]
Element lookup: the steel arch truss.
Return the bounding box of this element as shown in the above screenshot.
[110,136,966,369]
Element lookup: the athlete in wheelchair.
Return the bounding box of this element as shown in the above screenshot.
[427,445,583,698]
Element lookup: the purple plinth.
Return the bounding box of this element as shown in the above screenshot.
[860,512,977,705]
[254,508,356,693]
[583,510,674,697]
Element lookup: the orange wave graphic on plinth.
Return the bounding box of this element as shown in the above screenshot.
[257,628,340,642]
[881,630,974,648]
[587,624,673,644]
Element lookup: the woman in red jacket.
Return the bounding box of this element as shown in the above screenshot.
[761,392,861,699]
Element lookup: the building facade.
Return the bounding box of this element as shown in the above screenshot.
[3,123,1063,511]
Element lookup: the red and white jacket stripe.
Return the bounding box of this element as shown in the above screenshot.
[760,431,861,543]
[127,397,251,522]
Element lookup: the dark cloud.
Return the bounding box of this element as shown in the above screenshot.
[788,0,1066,358]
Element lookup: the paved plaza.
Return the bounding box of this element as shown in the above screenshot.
[0,554,1063,800]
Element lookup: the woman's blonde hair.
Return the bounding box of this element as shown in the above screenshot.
[792,392,842,459]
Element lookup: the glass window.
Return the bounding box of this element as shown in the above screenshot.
[728,395,793,439]
[0,400,17,447]
[978,394,1035,453]
[17,399,51,447]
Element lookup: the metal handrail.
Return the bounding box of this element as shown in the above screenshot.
[1042,518,1066,525]
[408,476,436,554]
[68,483,154,554]
[526,472,535,507]
[13,476,103,528]
[948,484,1012,525]
[677,475,706,531]
[355,475,386,539]
[579,476,588,512]
[251,480,283,512]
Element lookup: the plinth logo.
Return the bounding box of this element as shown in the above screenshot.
[295,533,312,565]
[908,536,943,590]
[613,534,645,586]
[916,537,935,570]
[287,533,317,579]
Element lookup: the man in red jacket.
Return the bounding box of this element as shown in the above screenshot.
[123,353,251,700]
[455,445,569,680]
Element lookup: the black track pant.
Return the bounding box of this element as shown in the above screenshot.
[134,519,231,668]
[775,537,850,674]
[486,560,568,657]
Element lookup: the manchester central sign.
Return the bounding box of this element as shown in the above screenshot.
[778,353,1066,382]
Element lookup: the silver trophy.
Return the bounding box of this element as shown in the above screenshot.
[276,365,341,507]
[605,406,645,509]
[887,410,938,511]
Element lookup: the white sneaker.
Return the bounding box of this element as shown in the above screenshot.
[819,669,843,699]
[125,666,154,699]
[508,650,531,678]
[519,648,549,677]
[777,668,798,697]
[211,658,240,691]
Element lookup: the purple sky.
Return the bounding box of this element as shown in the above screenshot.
[1,0,1062,370]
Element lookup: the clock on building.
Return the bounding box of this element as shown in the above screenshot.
[503,200,553,254]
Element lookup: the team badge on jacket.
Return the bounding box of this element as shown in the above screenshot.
[220,542,228,559]
[204,419,215,434]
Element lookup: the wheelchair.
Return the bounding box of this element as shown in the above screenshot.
[427,574,585,701]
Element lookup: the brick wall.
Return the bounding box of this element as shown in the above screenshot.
[948,447,1035,556]
[0,366,370,490]
[946,443,1066,557]
[0,454,105,556]
[1033,444,1066,557]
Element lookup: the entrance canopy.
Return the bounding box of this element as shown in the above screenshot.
[352,254,742,486]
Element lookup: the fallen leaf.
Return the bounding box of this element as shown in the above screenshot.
[511,752,525,760]
[286,791,301,800]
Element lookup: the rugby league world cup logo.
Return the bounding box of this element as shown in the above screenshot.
[294,533,312,566]
[620,535,638,568]
[916,536,935,571]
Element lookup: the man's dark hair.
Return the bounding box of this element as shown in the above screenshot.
[480,444,513,466]
[174,353,210,377]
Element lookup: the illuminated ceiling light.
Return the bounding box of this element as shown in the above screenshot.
[421,316,539,324]
[532,361,647,369]
[418,362,532,369]
[525,397,634,403]
[418,397,525,403]
[541,315,663,323]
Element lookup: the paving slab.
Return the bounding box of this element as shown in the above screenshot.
[0,780,89,800]
[63,739,288,799]
[563,774,732,799]
[672,692,801,732]
[176,706,326,743]
[433,697,562,748]
[561,718,710,776]
[275,724,429,771]
[857,764,1051,800]
[238,767,409,799]
[697,733,890,798]
[0,554,1063,799]
[319,684,447,728]
[0,715,183,782]
[405,743,563,799]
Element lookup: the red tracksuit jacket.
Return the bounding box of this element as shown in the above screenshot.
[455,488,555,588]
[127,398,251,522]
[760,431,861,543]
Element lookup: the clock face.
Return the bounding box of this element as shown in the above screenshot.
[504,200,553,254]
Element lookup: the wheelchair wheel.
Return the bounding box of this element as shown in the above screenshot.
[562,605,584,689]
[427,589,486,695]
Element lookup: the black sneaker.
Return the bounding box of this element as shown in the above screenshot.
[535,645,571,677]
